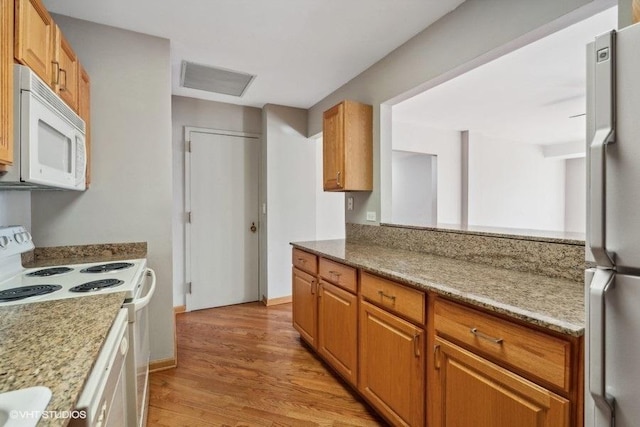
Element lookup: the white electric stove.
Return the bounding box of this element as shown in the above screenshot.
[0,225,147,306]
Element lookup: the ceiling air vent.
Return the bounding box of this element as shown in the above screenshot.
[180,61,255,97]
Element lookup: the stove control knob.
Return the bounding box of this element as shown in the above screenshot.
[14,233,25,244]
[22,232,32,242]
[0,236,9,249]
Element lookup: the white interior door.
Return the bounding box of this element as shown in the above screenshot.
[186,129,260,311]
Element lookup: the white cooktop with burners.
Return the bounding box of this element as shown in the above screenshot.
[0,225,147,306]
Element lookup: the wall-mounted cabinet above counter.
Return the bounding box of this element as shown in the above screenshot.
[322,100,372,192]
[0,0,13,166]
[1,0,91,186]
[14,0,81,112]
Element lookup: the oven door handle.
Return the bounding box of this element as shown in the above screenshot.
[133,268,156,312]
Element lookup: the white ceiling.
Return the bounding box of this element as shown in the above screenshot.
[42,0,466,109]
[393,7,618,146]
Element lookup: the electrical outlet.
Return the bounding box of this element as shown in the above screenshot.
[366,211,377,222]
[347,197,354,211]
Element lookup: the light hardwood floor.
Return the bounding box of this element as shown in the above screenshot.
[148,302,385,426]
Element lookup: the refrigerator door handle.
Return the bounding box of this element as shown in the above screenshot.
[589,30,616,269]
[589,268,616,417]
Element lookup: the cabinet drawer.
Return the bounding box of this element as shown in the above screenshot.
[361,272,425,325]
[434,299,571,392]
[292,248,317,275]
[319,258,357,293]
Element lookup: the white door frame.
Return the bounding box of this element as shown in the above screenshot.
[184,126,261,310]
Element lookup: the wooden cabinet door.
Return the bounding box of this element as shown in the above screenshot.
[14,0,54,85]
[78,64,90,185]
[53,25,78,111]
[322,102,345,191]
[359,300,424,427]
[1,0,13,165]
[432,338,570,427]
[292,267,317,348]
[317,281,357,386]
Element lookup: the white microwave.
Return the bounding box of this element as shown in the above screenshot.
[0,64,86,190]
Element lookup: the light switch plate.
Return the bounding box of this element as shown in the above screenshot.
[366,211,376,221]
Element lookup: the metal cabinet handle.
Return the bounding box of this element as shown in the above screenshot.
[328,270,342,277]
[51,61,60,85]
[59,68,67,92]
[377,290,396,303]
[434,344,441,370]
[310,279,316,295]
[413,333,421,357]
[470,328,503,344]
[336,171,341,187]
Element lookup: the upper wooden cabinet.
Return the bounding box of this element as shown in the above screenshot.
[322,100,372,192]
[53,25,78,111]
[78,64,90,185]
[14,0,54,85]
[15,0,82,114]
[1,0,13,166]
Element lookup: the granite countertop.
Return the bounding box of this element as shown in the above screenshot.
[292,239,584,337]
[23,242,147,268]
[0,293,126,426]
[0,242,146,426]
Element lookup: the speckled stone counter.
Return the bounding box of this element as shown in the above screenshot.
[22,242,147,267]
[347,223,587,282]
[292,239,584,337]
[0,293,126,427]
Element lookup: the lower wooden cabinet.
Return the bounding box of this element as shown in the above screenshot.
[432,338,570,427]
[317,281,358,386]
[290,247,583,427]
[292,267,317,348]
[359,300,424,427]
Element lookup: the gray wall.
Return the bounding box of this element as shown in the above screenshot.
[307,0,614,225]
[262,105,316,300]
[0,193,31,228]
[30,16,175,362]
[565,157,587,233]
[171,96,262,306]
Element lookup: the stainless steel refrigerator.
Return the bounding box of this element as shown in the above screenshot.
[585,22,640,427]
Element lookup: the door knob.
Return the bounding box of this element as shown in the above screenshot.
[250,222,257,233]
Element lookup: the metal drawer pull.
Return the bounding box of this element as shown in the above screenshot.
[60,68,68,91]
[470,328,503,344]
[378,290,396,302]
[328,270,342,277]
[297,258,307,263]
[413,333,421,357]
[434,344,441,370]
[51,61,60,85]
